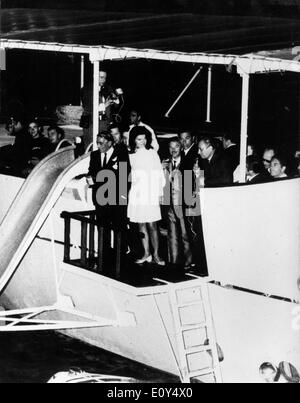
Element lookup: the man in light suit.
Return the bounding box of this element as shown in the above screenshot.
[163,138,193,270]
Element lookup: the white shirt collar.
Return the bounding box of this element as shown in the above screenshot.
[184,144,194,155]
[172,156,181,164]
[101,147,114,163]
[208,150,215,163]
[248,173,259,182]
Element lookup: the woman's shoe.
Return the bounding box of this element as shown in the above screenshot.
[153,258,166,267]
[135,255,152,265]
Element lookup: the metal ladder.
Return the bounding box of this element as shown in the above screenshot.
[168,280,223,383]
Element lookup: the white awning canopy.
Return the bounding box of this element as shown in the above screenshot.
[1,39,300,75]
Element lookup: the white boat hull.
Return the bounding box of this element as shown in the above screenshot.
[0,173,299,383]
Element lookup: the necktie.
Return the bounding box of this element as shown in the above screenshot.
[103,152,107,167]
[172,161,177,170]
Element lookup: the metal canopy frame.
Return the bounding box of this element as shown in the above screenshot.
[1,38,299,182]
[1,39,300,74]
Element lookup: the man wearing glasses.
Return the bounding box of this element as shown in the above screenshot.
[196,136,233,187]
[189,136,233,276]
[262,147,276,172]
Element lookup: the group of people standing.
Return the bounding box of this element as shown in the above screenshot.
[87,123,236,274]
[88,126,167,269]
[87,102,300,275]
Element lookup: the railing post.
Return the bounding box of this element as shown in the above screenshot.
[238,71,250,183]
[114,231,122,279]
[81,221,88,268]
[89,212,96,263]
[64,217,71,263]
[98,226,104,273]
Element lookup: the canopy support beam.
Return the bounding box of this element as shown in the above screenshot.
[80,55,85,106]
[206,65,212,123]
[164,67,202,118]
[92,60,100,151]
[238,72,250,183]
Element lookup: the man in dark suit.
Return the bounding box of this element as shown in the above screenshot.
[88,131,130,228]
[223,132,240,171]
[246,155,271,184]
[197,136,234,187]
[162,138,193,270]
[189,136,233,276]
[180,130,199,171]
[87,132,130,276]
[110,124,129,160]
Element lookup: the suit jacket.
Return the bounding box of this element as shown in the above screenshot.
[248,171,271,184]
[224,145,240,171]
[182,143,199,171]
[163,157,195,216]
[88,146,130,208]
[201,150,233,187]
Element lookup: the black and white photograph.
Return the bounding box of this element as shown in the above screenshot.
[0,0,299,386]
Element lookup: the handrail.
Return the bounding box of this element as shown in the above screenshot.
[55,140,75,152]
[61,210,122,278]
[85,142,94,154]
[61,211,97,225]
[0,150,91,294]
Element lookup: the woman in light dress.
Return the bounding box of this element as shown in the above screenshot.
[128,126,165,266]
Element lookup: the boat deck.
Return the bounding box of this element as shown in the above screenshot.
[70,258,206,288]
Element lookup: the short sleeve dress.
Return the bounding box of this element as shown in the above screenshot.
[128,148,165,224]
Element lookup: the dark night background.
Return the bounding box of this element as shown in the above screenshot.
[2,0,300,17]
[0,0,299,383]
[1,0,300,155]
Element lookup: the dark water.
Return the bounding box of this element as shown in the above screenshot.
[0,331,178,383]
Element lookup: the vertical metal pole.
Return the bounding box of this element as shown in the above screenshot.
[0,48,6,117]
[298,77,300,150]
[114,231,122,280]
[81,221,88,268]
[239,73,250,183]
[92,60,100,151]
[89,213,95,263]
[80,55,85,106]
[206,66,212,123]
[98,227,104,273]
[64,217,71,263]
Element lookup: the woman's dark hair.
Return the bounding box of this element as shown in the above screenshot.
[271,154,288,169]
[247,156,264,174]
[129,126,153,153]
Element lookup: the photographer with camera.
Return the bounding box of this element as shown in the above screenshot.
[80,70,124,145]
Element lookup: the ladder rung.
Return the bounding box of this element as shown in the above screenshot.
[188,368,215,380]
[185,345,212,355]
[176,301,204,308]
[180,323,207,332]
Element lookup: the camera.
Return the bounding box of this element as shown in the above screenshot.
[109,88,124,105]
